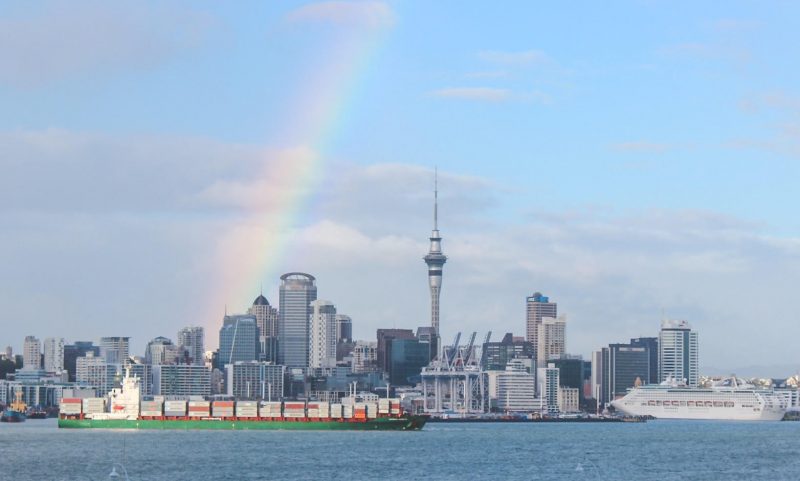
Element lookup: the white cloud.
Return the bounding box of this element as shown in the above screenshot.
[0,1,215,87]
[285,1,394,29]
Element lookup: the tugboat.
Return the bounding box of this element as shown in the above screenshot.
[1,392,27,423]
[27,407,48,419]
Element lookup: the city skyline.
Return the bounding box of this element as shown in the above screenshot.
[3,1,800,371]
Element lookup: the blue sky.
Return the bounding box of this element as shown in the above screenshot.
[2,1,800,374]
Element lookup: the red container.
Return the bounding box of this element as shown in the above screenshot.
[213,401,234,407]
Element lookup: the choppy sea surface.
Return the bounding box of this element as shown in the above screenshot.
[1,418,799,480]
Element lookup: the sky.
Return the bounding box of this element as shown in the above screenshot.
[2,1,800,376]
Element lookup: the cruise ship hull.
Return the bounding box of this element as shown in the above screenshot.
[58,416,427,431]
[612,403,785,421]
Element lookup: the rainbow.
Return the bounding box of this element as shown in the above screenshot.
[204,10,394,337]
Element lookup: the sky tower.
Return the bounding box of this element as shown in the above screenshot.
[424,169,447,335]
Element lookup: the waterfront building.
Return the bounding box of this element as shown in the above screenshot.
[218,315,259,366]
[377,329,416,373]
[144,337,183,365]
[225,361,285,400]
[495,359,538,412]
[278,272,317,367]
[550,356,584,402]
[423,171,447,336]
[525,292,557,361]
[43,337,65,373]
[177,326,205,366]
[99,337,130,364]
[309,300,338,369]
[248,294,279,364]
[630,337,659,385]
[659,320,699,387]
[536,316,566,366]
[386,338,430,386]
[335,315,352,343]
[351,341,378,373]
[23,336,41,370]
[481,333,534,371]
[537,363,560,415]
[64,342,100,382]
[600,343,650,406]
[558,387,580,413]
[152,364,211,396]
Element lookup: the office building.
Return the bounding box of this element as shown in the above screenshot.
[335,315,352,343]
[351,341,378,373]
[248,294,279,363]
[630,337,659,385]
[536,316,566,366]
[526,292,557,360]
[144,337,183,365]
[152,364,211,396]
[481,333,534,371]
[550,356,584,402]
[23,336,41,370]
[423,171,447,336]
[278,272,317,367]
[377,329,416,373]
[218,315,259,366]
[659,320,699,387]
[64,342,100,382]
[386,338,430,386]
[599,343,651,406]
[558,387,580,413]
[43,337,65,373]
[309,300,337,369]
[495,359,538,412]
[225,361,285,400]
[537,363,560,415]
[177,327,205,366]
[100,337,130,364]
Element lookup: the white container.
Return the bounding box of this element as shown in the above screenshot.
[330,404,343,418]
[60,403,82,415]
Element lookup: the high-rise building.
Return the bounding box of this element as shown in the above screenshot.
[591,350,604,406]
[43,337,64,373]
[309,300,338,369]
[218,315,258,366]
[496,359,538,412]
[525,292,557,360]
[377,329,416,373]
[225,361,285,400]
[351,341,378,373]
[630,336,659,385]
[278,272,317,368]
[152,364,211,396]
[100,337,130,364]
[599,343,650,406]
[550,357,584,402]
[386,338,430,386]
[177,327,205,366]
[659,320,699,387]
[335,315,352,343]
[537,363,560,415]
[23,336,41,370]
[144,337,183,365]
[423,170,447,336]
[248,293,279,363]
[481,333,535,371]
[64,342,99,382]
[536,316,566,366]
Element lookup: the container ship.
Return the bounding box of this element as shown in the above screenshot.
[611,377,787,421]
[58,367,426,431]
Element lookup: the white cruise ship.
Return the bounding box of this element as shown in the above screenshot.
[611,377,787,421]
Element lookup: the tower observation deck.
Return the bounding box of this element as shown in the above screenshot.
[424,170,447,335]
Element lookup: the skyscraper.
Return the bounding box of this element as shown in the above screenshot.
[526,292,557,360]
[309,300,337,369]
[218,315,258,366]
[335,314,352,343]
[599,343,650,406]
[64,342,100,382]
[23,336,41,370]
[278,272,317,368]
[248,293,279,364]
[177,326,205,366]
[536,315,566,366]
[43,337,65,373]
[144,336,183,365]
[423,170,447,336]
[100,337,130,364]
[659,319,699,387]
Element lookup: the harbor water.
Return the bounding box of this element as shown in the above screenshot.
[2,419,800,480]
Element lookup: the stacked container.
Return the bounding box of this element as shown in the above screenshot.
[235,401,258,418]
[329,403,343,418]
[283,402,306,418]
[212,401,234,418]
[318,402,331,419]
[259,401,282,418]
[140,399,163,417]
[366,402,379,419]
[378,399,391,415]
[164,400,187,417]
[342,404,354,419]
[60,398,83,415]
[188,400,210,417]
[82,398,106,414]
[389,399,402,416]
[353,403,367,420]
[306,402,322,418]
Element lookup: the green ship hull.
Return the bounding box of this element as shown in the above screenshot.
[58,416,427,431]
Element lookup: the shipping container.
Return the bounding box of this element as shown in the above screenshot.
[165,400,187,410]
[82,398,106,414]
[140,411,162,417]
[164,411,186,417]
[366,403,378,418]
[60,400,82,415]
[343,405,354,418]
